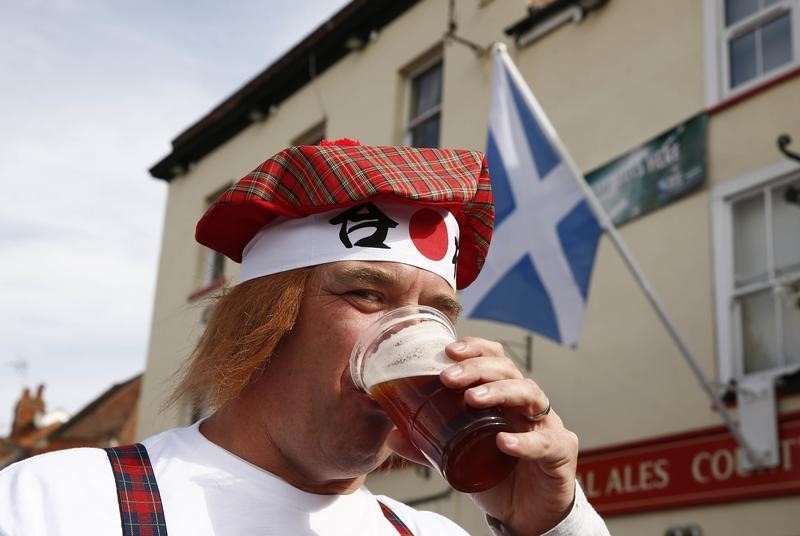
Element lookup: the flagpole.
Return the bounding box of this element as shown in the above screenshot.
[491,42,762,467]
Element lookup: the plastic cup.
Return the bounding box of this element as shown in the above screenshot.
[350,305,518,492]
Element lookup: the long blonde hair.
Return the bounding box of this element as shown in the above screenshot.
[169,267,313,412]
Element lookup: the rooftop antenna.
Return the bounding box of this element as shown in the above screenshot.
[7,356,29,389]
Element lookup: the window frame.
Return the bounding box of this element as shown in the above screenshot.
[202,247,226,287]
[292,120,326,146]
[712,158,800,382]
[403,55,443,148]
[194,184,233,294]
[703,0,800,106]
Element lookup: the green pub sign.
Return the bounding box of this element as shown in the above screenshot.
[585,114,708,226]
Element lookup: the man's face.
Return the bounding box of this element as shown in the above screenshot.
[256,260,460,486]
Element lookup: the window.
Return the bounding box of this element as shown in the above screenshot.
[197,185,232,291]
[202,248,225,286]
[405,61,442,148]
[713,161,800,381]
[704,0,799,102]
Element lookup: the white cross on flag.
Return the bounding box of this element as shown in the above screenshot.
[459,45,603,347]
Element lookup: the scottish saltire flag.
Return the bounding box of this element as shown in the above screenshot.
[459,44,603,347]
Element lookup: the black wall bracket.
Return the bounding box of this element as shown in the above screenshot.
[778,134,800,164]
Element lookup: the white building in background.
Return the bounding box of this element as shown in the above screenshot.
[139,1,800,534]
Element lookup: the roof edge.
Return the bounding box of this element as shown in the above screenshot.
[149,0,419,181]
[504,0,608,38]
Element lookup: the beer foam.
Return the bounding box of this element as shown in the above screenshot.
[362,321,455,388]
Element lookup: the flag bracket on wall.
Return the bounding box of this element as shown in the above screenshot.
[778,133,800,164]
[499,334,534,373]
[444,0,490,57]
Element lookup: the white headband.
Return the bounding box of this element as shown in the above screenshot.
[240,201,461,288]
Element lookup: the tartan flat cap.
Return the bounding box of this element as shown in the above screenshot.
[196,142,494,289]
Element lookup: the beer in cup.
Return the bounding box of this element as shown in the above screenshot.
[350,305,518,492]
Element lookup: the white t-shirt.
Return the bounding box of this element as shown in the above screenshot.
[0,423,607,535]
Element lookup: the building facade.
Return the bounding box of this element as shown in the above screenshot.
[139,1,800,533]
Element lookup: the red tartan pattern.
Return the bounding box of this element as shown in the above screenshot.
[196,144,494,289]
[105,444,168,536]
[378,500,416,536]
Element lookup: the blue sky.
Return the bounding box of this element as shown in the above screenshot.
[0,0,349,435]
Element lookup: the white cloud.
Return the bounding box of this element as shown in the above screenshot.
[0,0,350,435]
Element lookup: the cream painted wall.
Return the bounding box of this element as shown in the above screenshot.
[136,172,216,437]
[137,0,800,532]
[437,0,706,169]
[709,78,800,183]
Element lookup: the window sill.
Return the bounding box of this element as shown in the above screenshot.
[707,65,800,116]
[720,368,800,408]
[187,276,227,302]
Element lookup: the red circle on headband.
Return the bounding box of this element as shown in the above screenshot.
[409,209,449,261]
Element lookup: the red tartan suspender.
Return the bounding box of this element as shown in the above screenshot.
[105,443,168,536]
[106,443,414,535]
[378,499,415,536]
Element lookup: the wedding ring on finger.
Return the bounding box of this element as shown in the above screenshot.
[523,400,551,422]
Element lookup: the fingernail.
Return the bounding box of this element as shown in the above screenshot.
[469,385,488,397]
[502,434,518,447]
[444,365,463,378]
[449,341,467,352]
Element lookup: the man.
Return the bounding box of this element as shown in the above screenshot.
[0,141,608,535]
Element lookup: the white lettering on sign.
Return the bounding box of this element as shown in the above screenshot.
[579,459,670,498]
[577,436,800,500]
[690,437,800,483]
[577,429,800,513]
[781,437,799,471]
[645,142,680,173]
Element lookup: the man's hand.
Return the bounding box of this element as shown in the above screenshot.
[386,336,578,536]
